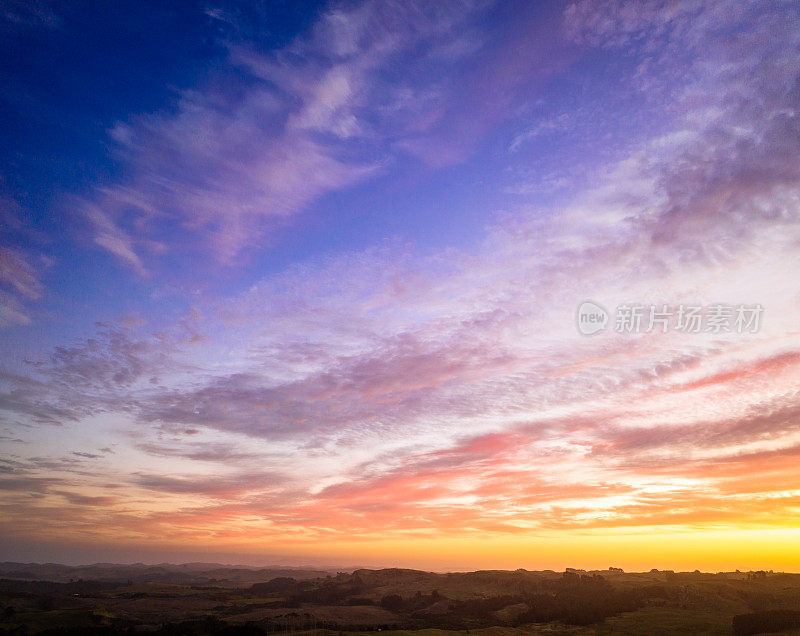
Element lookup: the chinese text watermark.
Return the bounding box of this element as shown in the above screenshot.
[576,302,762,336]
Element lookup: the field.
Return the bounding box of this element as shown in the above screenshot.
[1,564,800,635]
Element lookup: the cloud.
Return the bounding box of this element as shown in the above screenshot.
[1,0,59,31]
[134,440,262,464]
[72,451,102,459]
[82,202,149,277]
[79,1,501,271]
[0,247,43,301]
[0,290,34,328]
[53,490,117,507]
[76,0,571,273]
[0,194,51,327]
[134,471,285,499]
[562,0,704,49]
[0,476,57,493]
[44,324,176,390]
[0,315,203,428]
[0,368,82,426]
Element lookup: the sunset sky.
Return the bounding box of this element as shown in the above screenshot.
[2,0,800,572]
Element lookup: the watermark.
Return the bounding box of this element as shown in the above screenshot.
[576,302,762,335]
[576,301,609,335]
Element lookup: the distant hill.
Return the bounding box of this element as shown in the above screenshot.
[0,561,330,585]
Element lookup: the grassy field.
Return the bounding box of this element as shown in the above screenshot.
[2,566,800,634]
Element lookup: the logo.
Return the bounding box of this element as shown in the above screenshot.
[576,301,609,335]
[574,302,762,335]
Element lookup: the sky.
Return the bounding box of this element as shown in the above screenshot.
[1,0,800,572]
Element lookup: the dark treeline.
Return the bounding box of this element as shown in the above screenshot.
[246,571,650,628]
[732,609,800,635]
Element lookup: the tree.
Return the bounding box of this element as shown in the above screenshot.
[380,594,404,611]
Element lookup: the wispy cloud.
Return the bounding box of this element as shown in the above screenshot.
[0,0,59,31]
[0,194,51,327]
[79,1,503,270]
